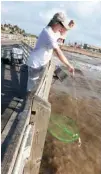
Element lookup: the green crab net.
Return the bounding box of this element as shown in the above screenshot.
[48,114,80,143]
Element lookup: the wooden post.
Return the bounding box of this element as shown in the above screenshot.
[23,96,51,174]
[1,99,31,174]
[24,61,55,174]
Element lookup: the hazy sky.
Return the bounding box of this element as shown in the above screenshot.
[1,1,101,46]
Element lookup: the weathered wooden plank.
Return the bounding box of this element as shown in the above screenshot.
[12,124,34,174]
[42,61,55,100]
[1,99,31,174]
[36,60,55,101]
[1,98,19,132]
[1,100,23,145]
[23,57,54,174]
[35,65,48,98]
[23,95,51,174]
[14,124,35,174]
[1,40,21,46]
[22,41,33,52]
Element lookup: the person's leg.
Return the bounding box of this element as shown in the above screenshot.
[27,66,46,93]
[19,64,28,98]
[11,51,14,65]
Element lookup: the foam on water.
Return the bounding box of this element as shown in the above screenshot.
[53,52,101,79]
[70,60,101,72]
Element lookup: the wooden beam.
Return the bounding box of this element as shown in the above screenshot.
[23,95,51,174]
[1,100,23,145]
[1,97,20,133]
[36,60,55,101]
[1,99,31,174]
[23,60,55,174]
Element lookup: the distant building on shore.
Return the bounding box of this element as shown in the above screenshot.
[84,43,101,53]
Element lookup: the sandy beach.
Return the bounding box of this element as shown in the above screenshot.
[39,52,101,174]
[61,45,101,59]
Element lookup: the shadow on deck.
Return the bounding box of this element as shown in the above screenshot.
[1,62,28,132]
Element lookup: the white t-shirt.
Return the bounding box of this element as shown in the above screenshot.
[26,26,60,68]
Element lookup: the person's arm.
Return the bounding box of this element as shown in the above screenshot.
[54,47,74,73]
[45,28,74,74]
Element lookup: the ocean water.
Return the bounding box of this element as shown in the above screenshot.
[53,51,101,81]
[53,51,101,100]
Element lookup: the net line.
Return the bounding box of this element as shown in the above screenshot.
[68,73,81,146]
[49,69,81,143]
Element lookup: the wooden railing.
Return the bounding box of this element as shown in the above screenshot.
[21,41,33,64]
[1,41,55,174]
[1,33,37,47]
[1,33,24,41]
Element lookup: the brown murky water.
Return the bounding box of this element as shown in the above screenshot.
[39,53,101,174]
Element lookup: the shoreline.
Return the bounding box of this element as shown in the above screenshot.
[61,45,101,59]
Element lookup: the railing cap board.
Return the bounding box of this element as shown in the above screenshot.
[1,99,31,174]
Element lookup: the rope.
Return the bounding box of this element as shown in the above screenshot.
[68,72,81,147]
[50,69,81,144]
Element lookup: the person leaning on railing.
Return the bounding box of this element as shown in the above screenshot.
[26,12,75,94]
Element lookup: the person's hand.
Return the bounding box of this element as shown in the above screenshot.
[68,65,75,77]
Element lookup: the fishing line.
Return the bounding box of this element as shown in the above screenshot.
[68,72,81,146]
[49,68,81,144]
